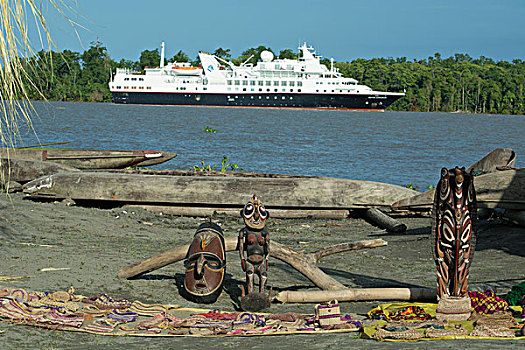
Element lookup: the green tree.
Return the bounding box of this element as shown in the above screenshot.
[170,50,189,63]
[138,48,161,69]
[278,49,297,59]
[213,48,231,58]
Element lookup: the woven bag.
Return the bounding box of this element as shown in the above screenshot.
[315,299,341,328]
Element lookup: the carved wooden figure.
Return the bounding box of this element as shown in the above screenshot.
[432,167,477,299]
[238,194,270,295]
[183,222,226,303]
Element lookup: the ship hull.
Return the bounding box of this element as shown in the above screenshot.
[111,92,402,111]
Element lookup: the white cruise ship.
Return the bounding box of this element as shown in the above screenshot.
[109,42,405,111]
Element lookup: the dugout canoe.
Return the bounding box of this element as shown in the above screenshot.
[467,148,516,174]
[392,168,525,211]
[22,171,418,209]
[0,158,79,183]
[0,148,176,170]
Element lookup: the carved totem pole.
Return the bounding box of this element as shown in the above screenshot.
[432,167,477,319]
[238,194,270,295]
[183,222,226,304]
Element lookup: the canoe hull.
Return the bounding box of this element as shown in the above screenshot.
[1,148,176,169]
[392,169,525,210]
[23,172,417,209]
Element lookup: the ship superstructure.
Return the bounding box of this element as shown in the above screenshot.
[109,42,404,110]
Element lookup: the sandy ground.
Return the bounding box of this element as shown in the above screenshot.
[1,192,524,349]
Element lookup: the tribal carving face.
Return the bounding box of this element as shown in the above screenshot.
[241,194,269,230]
[183,222,226,304]
[432,167,477,299]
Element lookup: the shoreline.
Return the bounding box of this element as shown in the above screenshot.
[1,191,524,347]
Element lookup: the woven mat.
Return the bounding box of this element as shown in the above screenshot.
[364,302,525,342]
[0,287,359,337]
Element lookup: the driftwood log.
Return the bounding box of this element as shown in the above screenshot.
[123,204,350,219]
[273,288,436,303]
[118,237,387,291]
[361,208,407,233]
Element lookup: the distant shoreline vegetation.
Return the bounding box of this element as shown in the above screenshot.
[22,41,524,115]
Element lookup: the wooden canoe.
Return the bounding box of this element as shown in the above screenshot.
[1,148,176,170]
[1,158,79,183]
[22,171,418,210]
[392,168,525,211]
[467,148,516,174]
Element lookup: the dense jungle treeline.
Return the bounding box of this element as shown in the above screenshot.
[23,41,525,115]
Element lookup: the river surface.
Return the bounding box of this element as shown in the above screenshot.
[19,101,525,189]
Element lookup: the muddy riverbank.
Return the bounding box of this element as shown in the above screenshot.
[1,192,524,348]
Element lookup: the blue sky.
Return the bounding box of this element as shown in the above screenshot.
[42,0,525,62]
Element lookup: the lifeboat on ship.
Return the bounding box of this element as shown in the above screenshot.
[170,63,203,76]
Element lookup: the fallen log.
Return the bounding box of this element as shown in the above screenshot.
[361,208,407,233]
[123,204,350,219]
[118,237,387,291]
[273,288,437,304]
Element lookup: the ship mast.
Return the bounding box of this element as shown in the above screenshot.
[160,41,165,68]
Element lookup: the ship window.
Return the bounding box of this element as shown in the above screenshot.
[243,88,246,91]
[259,88,262,92]
[124,86,129,89]
[227,88,231,91]
[267,89,270,92]
[251,96,254,99]
[273,81,279,86]
[139,78,144,81]
[274,89,278,92]
[289,81,295,86]
[266,96,270,99]
[251,88,254,91]
[250,81,255,86]
[290,89,293,92]
[259,96,261,99]
[131,78,136,81]
[274,96,277,99]
[281,81,287,86]
[282,89,286,92]
[290,97,293,100]
[258,81,263,86]
[227,80,232,85]
[147,87,151,89]
[282,96,285,100]
[235,80,240,85]
[316,90,319,92]
[242,80,248,85]
[204,87,207,90]
[117,86,121,89]
[124,78,129,81]
[266,81,271,86]
[297,82,302,86]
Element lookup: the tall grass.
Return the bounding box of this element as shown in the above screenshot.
[0,1,79,186]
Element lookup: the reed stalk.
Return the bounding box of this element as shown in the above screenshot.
[0,0,80,187]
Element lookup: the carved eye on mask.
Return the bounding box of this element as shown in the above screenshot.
[243,203,254,219]
[258,205,267,220]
